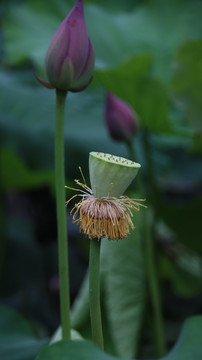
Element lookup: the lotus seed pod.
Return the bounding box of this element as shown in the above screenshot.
[66,152,145,240]
[89,152,141,198]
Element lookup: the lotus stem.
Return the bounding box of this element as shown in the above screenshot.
[55,89,71,340]
[127,137,166,357]
[89,239,104,350]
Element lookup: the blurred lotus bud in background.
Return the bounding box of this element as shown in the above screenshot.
[105,92,139,142]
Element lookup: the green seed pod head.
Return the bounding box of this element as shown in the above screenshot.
[89,152,141,198]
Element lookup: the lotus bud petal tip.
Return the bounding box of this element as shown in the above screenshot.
[105,92,139,142]
[35,0,95,91]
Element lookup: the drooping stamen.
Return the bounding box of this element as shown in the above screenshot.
[65,173,147,240]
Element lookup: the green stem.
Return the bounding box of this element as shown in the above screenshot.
[142,130,159,217]
[126,138,166,357]
[0,189,6,279]
[142,131,166,357]
[144,211,166,356]
[89,239,104,350]
[126,139,135,161]
[126,139,142,191]
[55,89,71,340]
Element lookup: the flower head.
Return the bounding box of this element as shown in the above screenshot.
[105,93,138,141]
[66,152,146,240]
[36,0,95,91]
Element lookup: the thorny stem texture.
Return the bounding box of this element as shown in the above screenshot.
[55,89,71,340]
[89,239,104,350]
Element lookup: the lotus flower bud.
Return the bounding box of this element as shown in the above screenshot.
[89,152,141,198]
[105,93,138,141]
[36,0,95,91]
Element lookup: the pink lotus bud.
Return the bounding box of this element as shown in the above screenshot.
[36,0,95,91]
[105,93,138,142]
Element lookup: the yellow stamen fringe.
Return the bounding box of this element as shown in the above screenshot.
[65,178,146,240]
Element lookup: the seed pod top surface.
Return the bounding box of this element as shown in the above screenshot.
[89,152,141,198]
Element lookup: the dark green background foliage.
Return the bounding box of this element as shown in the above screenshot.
[0,0,202,359]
